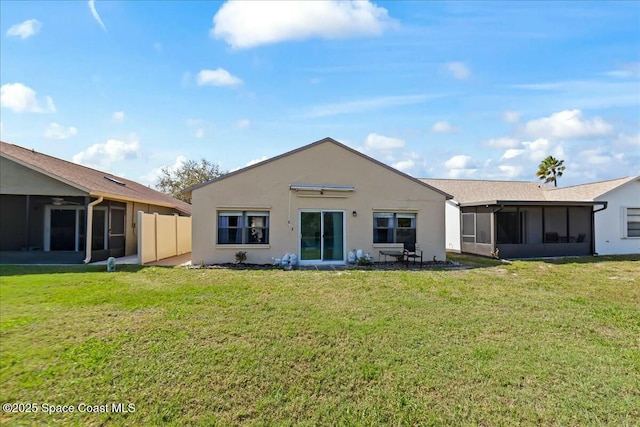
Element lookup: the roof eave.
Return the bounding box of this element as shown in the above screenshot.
[459,200,605,207]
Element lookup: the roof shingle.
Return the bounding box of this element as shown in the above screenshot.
[1,141,191,215]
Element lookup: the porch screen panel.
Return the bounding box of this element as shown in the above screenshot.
[476,212,491,244]
[544,207,567,243]
[462,213,475,243]
[569,207,591,243]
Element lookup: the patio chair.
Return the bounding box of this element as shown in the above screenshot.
[576,233,586,243]
[403,241,423,266]
[545,232,559,243]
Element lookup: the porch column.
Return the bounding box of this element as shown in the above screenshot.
[24,195,30,249]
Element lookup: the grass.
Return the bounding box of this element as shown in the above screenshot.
[1,254,639,426]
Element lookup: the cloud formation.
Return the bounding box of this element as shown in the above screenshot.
[6,19,42,39]
[524,109,612,139]
[112,111,125,123]
[44,123,78,140]
[196,68,243,87]
[444,62,471,80]
[444,155,477,178]
[211,0,394,48]
[431,121,457,134]
[365,133,405,151]
[73,138,140,169]
[300,94,435,118]
[0,83,55,113]
[88,0,107,32]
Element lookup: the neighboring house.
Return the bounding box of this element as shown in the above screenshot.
[548,176,640,255]
[421,179,609,258]
[185,137,452,266]
[0,141,191,264]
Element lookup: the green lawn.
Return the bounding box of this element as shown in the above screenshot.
[1,255,639,426]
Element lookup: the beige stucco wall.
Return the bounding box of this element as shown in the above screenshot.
[0,157,87,196]
[191,141,447,265]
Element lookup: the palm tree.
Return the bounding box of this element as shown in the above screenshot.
[536,155,566,187]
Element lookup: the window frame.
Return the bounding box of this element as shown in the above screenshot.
[373,212,416,244]
[217,210,270,245]
[624,207,640,238]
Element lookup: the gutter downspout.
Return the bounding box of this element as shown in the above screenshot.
[591,202,608,255]
[83,196,104,264]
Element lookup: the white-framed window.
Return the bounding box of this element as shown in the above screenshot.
[373,212,416,244]
[217,211,269,244]
[624,207,640,238]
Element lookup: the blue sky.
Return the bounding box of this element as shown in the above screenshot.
[1,1,639,187]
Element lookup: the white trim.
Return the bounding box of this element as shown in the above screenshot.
[290,184,355,192]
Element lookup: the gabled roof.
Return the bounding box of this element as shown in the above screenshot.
[420,178,552,204]
[184,137,453,199]
[421,176,638,206]
[1,141,191,215]
[544,176,639,201]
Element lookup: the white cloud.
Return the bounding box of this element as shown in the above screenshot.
[211,0,394,49]
[392,159,415,172]
[431,121,457,134]
[580,147,612,165]
[485,137,520,149]
[88,0,107,32]
[603,62,640,79]
[524,109,612,139]
[365,133,405,151]
[194,128,205,138]
[614,133,640,147]
[140,155,187,185]
[444,154,476,170]
[44,123,78,140]
[73,137,140,169]
[300,94,437,118]
[444,62,471,80]
[502,110,521,123]
[235,119,251,128]
[521,137,564,162]
[246,156,268,167]
[196,68,243,87]
[6,19,42,39]
[0,83,55,113]
[497,165,524,179]
[500,149,525,160]
[112,111,125,123]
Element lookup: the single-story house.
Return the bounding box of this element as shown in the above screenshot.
[0,140,191,264]
[422,176,639,258]
[185,137,452,266]
[549,176,639,255]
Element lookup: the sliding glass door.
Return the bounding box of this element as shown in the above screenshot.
[299,211,344,263]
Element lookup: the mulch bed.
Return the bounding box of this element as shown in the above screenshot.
[190,260,461,271]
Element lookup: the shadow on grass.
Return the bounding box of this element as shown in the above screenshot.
[516,254,640,265]
[0,264,153,277]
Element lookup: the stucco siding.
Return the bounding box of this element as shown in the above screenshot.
[594,180,640,255]
[0,157,87,196]
[192,141,447,265]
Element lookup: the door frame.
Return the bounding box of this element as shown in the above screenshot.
[44,205,107,252]
[298,209,346,265]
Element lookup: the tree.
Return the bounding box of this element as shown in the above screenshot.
[536,155,566,187]
[156,158,225,203]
